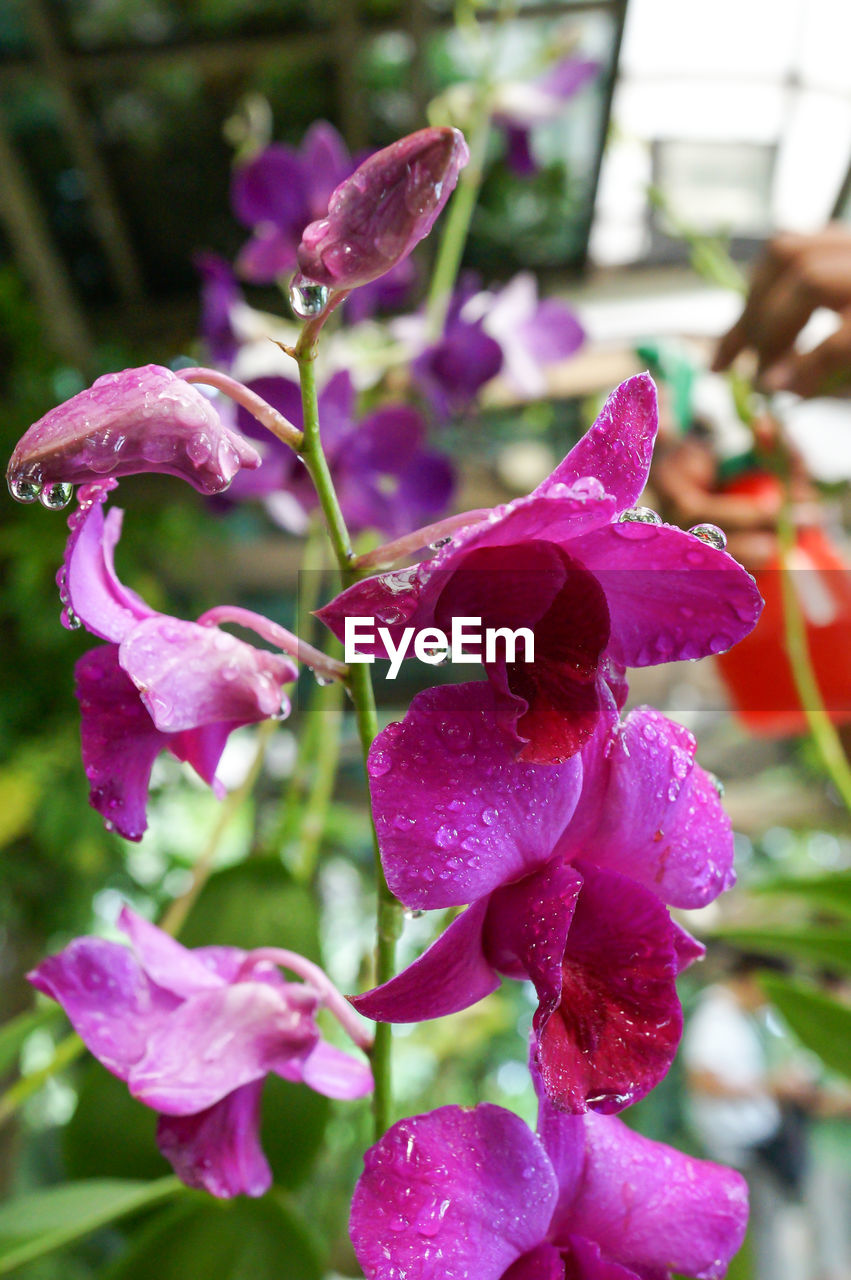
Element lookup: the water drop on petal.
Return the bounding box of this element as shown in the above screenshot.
[39,482,74,510]
[289,280,330,319]
[8,475,42,503]
[617,506,662,525]
[688,522,727,550]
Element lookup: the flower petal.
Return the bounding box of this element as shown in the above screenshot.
[128,982,319,1114]
[28,937,179,1078]
[156,1080,271,1198]
[351,899,498,1022]
[8,365,262,496]
[75,644,169,841]
[534,865,687,1114]
[350,1104,558,1280]
[484,861,583,1013]
[231,143,308,230]
[367,683,582,909]
[563,1236,646,1280]
[299,1041,374,1099]
[63,488,155,642]
[565,524,763,667]
[566,1111,749,1280]
[502,1243,568,1280]
[118,907,225,999]
[297,127,469,292]
[561,706,735,908]
[118,618,296,733]
[538,374,657,509]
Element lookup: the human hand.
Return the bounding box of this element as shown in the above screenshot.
[713,224,851,398]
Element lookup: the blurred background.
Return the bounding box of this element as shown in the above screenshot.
[1,1,850,1278]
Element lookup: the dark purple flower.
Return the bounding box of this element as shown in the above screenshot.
[7,365,262,502]
[476,272,585,397]
[352,680,732,1112]
[60,480,297,839]
[195,253,244,367]
[319,374,763,764]
[226,370,454,539]
[232,122,353,283]
[29,907,372,1198]
[410,277,504,418]
[494,55,599,175]
[350,1096,748,1280]
[295,126,469,295]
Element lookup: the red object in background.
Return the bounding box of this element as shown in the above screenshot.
[716,473,851,735]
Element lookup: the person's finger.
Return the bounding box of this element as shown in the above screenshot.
[762,311,851,397]
[712,233,809,371]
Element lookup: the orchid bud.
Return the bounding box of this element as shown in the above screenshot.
[295,126,469,295]
[7,364,262,501]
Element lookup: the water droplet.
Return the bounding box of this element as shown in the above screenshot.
[368,750,392,778]
[289,280,330,319]
[39,482,74,510]
[617,506,662,525]
[481,807,498,826]
[8,475,42,503]
[708,772,725,798]
[314,673,334,687]
[688,522,727,550]
[570,476,607,501]
[62,606,82,630]
[435,824,456,848]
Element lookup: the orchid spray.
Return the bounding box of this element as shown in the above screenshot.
[5,117,760,1279]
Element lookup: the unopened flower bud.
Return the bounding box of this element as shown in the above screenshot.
[296,126,469,295]
[7,365,261,499]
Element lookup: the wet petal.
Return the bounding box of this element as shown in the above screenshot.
[484,861,583,1011]
[118,618,296,733]
[75,644,169,841]
[8,365,262,496]
[534,866,687,1114]
[563,1236,646,1280]
[565,525,763,667]
[350,1104,558,1280]
[297,127,469,292]
[118,907,225,999]
[566,1111,748,1280]
[231,143,308,231]
[538,374,657,510]
[351,900,498,1022]
[367,683,582,909]
[502,1243,568,1280]
[28,937,179,1078]
[235,226,298,283]
[156,1080,271,1199]
[128,981,319,1114]
[561,706,735,908]
[63,488,155,643]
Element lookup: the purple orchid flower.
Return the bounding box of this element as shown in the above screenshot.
[494,55,600,175]
[351,681,730,1113]
[224,370,454,539]
[350,1095,748,1280]
[232,121,354,283]
[409,275,504,419]
[318,374,763,764]
[29,907,372,1198]
[295,126,469,296]
[60,480,298,840]
[7,365,262,504]
[475,272,585,398]
[195,252,244,368]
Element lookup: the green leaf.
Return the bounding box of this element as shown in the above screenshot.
[63,1062,170,1183]
[258,1073,329,1191]
[0,1005,60,1076]
[750,872,851,921]
[178,860,320,961]
[758,972,851,1079]
[710,926,851,975]
[103,1192,322,1280]
[0,1178,182,1275]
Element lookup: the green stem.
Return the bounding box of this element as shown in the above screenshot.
[288,677,344,883]
[777,504,851,813]
[0,1032,85,1128]
[294,336,401,1139]
[424,93,492,341]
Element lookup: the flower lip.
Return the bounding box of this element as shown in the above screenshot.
[7,364,262,497]
[296,126,470,293]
